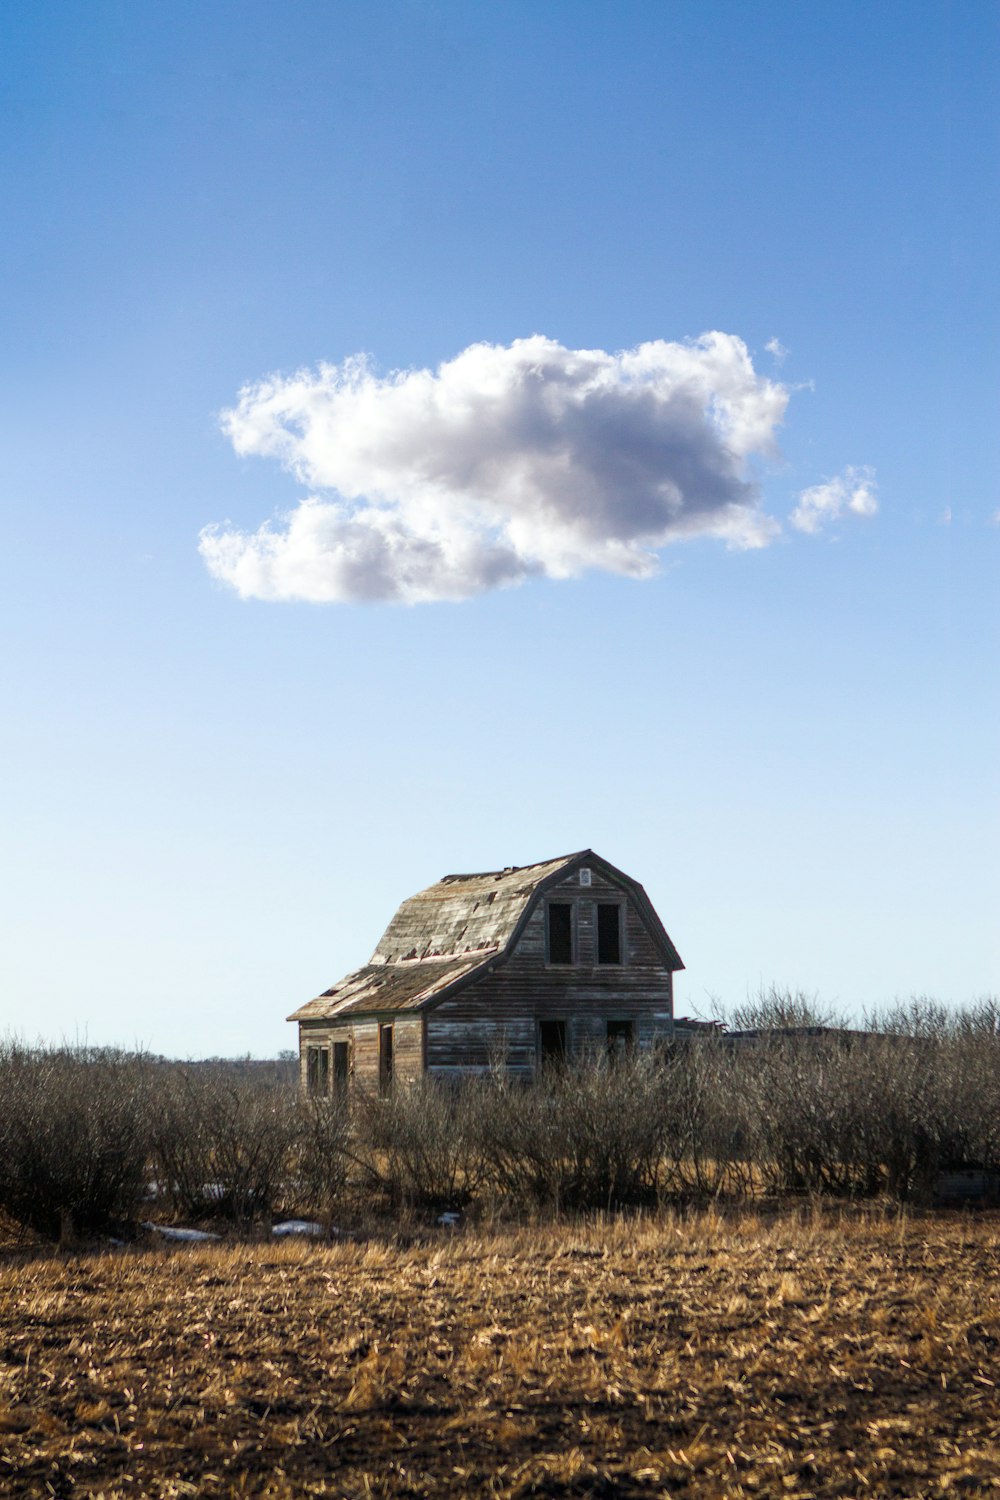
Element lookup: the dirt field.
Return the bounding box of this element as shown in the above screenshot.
[2,1209,1000,1497]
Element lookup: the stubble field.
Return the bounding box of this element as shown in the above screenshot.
[2,1209,1000,1498]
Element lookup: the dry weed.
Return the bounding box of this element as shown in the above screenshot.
[2,1210,1000,1496]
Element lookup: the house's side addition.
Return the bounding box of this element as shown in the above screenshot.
[289,849,683,1095]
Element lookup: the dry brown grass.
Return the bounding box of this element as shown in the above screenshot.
[3,1208,1000,1497]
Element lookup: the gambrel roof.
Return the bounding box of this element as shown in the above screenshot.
[289,849,683,1023]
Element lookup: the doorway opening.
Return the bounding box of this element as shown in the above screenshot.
[332,1041,349,1096]
[539,1019,568,1069]
[379,1023,394,1094]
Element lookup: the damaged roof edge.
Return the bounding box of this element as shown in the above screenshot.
[286,951,499,1023]
[437,849,592,884]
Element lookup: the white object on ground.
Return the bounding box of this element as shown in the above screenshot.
[141,1221,220,1242]
[272,1220,330,1237]
[437,1212,461,1227]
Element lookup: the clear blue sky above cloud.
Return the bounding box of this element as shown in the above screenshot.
[2,1,996,1054]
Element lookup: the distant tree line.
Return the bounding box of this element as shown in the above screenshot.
[2,992,1000,1241]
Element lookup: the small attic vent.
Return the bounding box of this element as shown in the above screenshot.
[580,868,592,886]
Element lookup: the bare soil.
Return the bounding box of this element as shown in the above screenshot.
[2,1209,1000,1497]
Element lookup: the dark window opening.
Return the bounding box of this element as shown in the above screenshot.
[333,1041,349,1095]
[307,1046,330,1097]
[539,1019,568,1068]
[597,903,622,965]
[547,902,573,964]
[606,1019,635,1059]
[379,1024,394,1094]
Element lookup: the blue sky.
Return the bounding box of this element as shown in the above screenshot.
[2,1,997,1055]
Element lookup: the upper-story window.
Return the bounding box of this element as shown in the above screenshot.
[596,902,623,965]
[546,901,574,964]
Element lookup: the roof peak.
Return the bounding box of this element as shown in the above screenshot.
[439,849,593,884]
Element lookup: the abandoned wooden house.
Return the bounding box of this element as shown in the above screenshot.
[289,849,684,1096]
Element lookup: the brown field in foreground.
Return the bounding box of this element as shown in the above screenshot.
[2,1211,1000,1498]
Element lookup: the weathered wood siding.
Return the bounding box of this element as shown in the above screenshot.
[302,1016,425,1091]
[297,1021,352,1092]
[392,1016,425,1084]
[426,869,673,1078]
[350,1020,379,1088]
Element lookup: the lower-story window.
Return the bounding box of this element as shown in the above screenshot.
[606,1019,635,1059]
[306,1045,330,1096]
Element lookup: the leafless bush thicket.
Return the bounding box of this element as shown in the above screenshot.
[352,1049,752,1212]
[293,1094,352,1218]
[721,991,1000,1200]
[148,1067,300,1223]
[6,996,1000,1241]
[0,1043,152,1238]
[350,1077,491,1208]
[657,1042,756,1198]
[473,1054,673,1210]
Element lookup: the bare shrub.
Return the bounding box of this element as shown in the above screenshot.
[658,1038,756,1199]
[729,984,837,1033]
[946,1000,1000,1169]
[712,990,888,1198]
[859,999,1000,1199]
[292,1095,352,1218]
[478,1053,672,1210]
[855,1029,942,1201]
[0,1043,152,1239]
[351,1078,490,1208]
[736,1033,876,1196]
[149,1067,298,1224]
[710,993,1000,1202]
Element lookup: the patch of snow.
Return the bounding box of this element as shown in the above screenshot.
[141,1221,220,1243]
[272,1220,329,1238]
[437,1212,461,1227]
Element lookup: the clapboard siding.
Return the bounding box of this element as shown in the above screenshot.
[393,1016,425,1084]
[427,962,674,1075]
[426,1016,536,1075]
[352,1020,380,1088]
[426,871,674,1076]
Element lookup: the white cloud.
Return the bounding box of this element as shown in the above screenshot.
[765,336,788,363]
[200,332,791,604]
[790,465,879,535]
